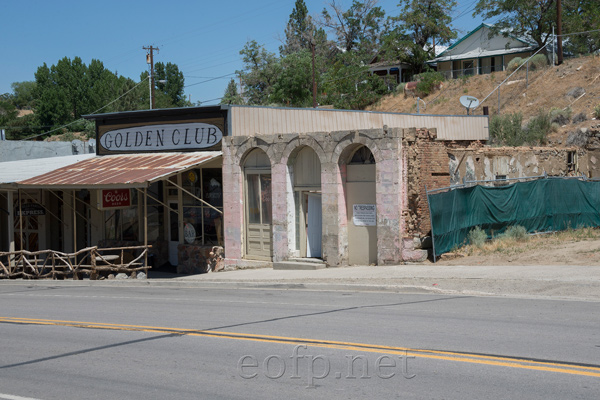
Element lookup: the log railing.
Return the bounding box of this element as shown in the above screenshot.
[0,245,151,280]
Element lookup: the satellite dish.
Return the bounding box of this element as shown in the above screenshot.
[460,95,480,115]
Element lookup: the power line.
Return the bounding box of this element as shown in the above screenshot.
[20,77,149,141]
[184,73,237,88]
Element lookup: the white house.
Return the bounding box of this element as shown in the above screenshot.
[428,23,538,79]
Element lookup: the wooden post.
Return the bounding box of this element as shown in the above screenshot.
[144,187,148,276]
[18,189,23,252]
[72,191,77,259]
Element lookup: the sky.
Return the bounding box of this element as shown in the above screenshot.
[0,0,484,109]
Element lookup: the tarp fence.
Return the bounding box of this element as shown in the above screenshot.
[427,178,600,259]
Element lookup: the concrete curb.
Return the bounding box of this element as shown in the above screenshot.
[2,277,600,302]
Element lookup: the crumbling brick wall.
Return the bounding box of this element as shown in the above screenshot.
[402,128,451,236]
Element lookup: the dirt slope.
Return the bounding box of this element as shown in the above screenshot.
[369,55,600,144]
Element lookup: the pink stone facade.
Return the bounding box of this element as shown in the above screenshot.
[222,128,415,267]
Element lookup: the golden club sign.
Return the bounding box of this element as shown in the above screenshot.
[100,123,223,152]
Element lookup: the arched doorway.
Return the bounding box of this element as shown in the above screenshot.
[346,146,377,265]
[291,147,322,259]
[243,149,272,259]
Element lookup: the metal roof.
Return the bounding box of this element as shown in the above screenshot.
[0,154,96,186]
[429,46,537,63]
[16,151,222,189]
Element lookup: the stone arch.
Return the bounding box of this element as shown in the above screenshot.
[235,139,272,168]
[333,133,383,166]
[280,136,328,166]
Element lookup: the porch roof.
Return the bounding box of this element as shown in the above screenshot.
[428,45,537,63]
[15,151,222,189]
[0,154,96,187]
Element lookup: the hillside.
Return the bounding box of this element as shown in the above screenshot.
[369,54,600,145]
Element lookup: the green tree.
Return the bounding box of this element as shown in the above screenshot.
[10,81,37,109]
[394,0,456,49]
[154,62,186,107]
[320,52,387,109]
[563,0,600,54]
[270,50,317,107]
[473,0,555,49]
[379,0,456,74]
[34,61,71,129]
[237,40,282,105]
[220,79,244,105]
[321,0,385,60]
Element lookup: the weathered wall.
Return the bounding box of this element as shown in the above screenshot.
[404,136,600,241]
[449,146,600,185]
[0,140,95,162]
[222,127,405,267]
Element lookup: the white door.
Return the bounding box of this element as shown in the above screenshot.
[306,193,322,258]
[168,202,179,266]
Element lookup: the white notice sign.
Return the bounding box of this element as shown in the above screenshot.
[353,204,376,226]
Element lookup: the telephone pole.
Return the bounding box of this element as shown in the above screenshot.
[556,0,563,65]
[143,45,159,109]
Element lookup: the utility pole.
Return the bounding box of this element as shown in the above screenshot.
[556,0,563,65]
[143,45,159,109]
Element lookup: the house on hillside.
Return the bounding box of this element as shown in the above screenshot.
[427,23,538,79]
[368,44,448,89]
[368,57,412,90]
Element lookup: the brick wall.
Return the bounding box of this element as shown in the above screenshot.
[402,128,451,236]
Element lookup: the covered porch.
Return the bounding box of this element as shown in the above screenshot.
[0,151,223,279]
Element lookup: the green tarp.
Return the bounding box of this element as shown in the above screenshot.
[428,179,600,258]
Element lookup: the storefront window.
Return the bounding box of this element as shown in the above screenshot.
[181,168,223,246]
[104,190,139,242]
[147,182,164,242]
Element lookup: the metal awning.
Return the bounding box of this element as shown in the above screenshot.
[16,151,222,189]
[0,154,96,188]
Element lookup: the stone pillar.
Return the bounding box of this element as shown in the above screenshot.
[321,161,344,266]
[376,139,403,265]
[222,141,243,267]
[271,162,289,262]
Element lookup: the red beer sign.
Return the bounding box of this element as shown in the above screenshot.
[101,189,131,209]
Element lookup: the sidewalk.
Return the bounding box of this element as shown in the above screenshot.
[149,263,600,301]
[4,264,600,301]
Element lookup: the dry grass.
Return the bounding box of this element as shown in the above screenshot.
[457,227,600,257]
[369,54,600,146]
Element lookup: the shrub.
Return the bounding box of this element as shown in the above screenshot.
[594,104,600,119]
[528,54,548,70]
[468,226,487,248]
[396,82,406,94]
[490,110,551,146]
[415,71,444,97]
[550,107,572,125]
[507,57,524,72]
[501,225,528,241]
[524,110,551,145]
[489,113,524,146]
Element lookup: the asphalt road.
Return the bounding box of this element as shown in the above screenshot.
[0,283,599,399]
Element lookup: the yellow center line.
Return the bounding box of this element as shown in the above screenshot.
[2,316,599,378]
